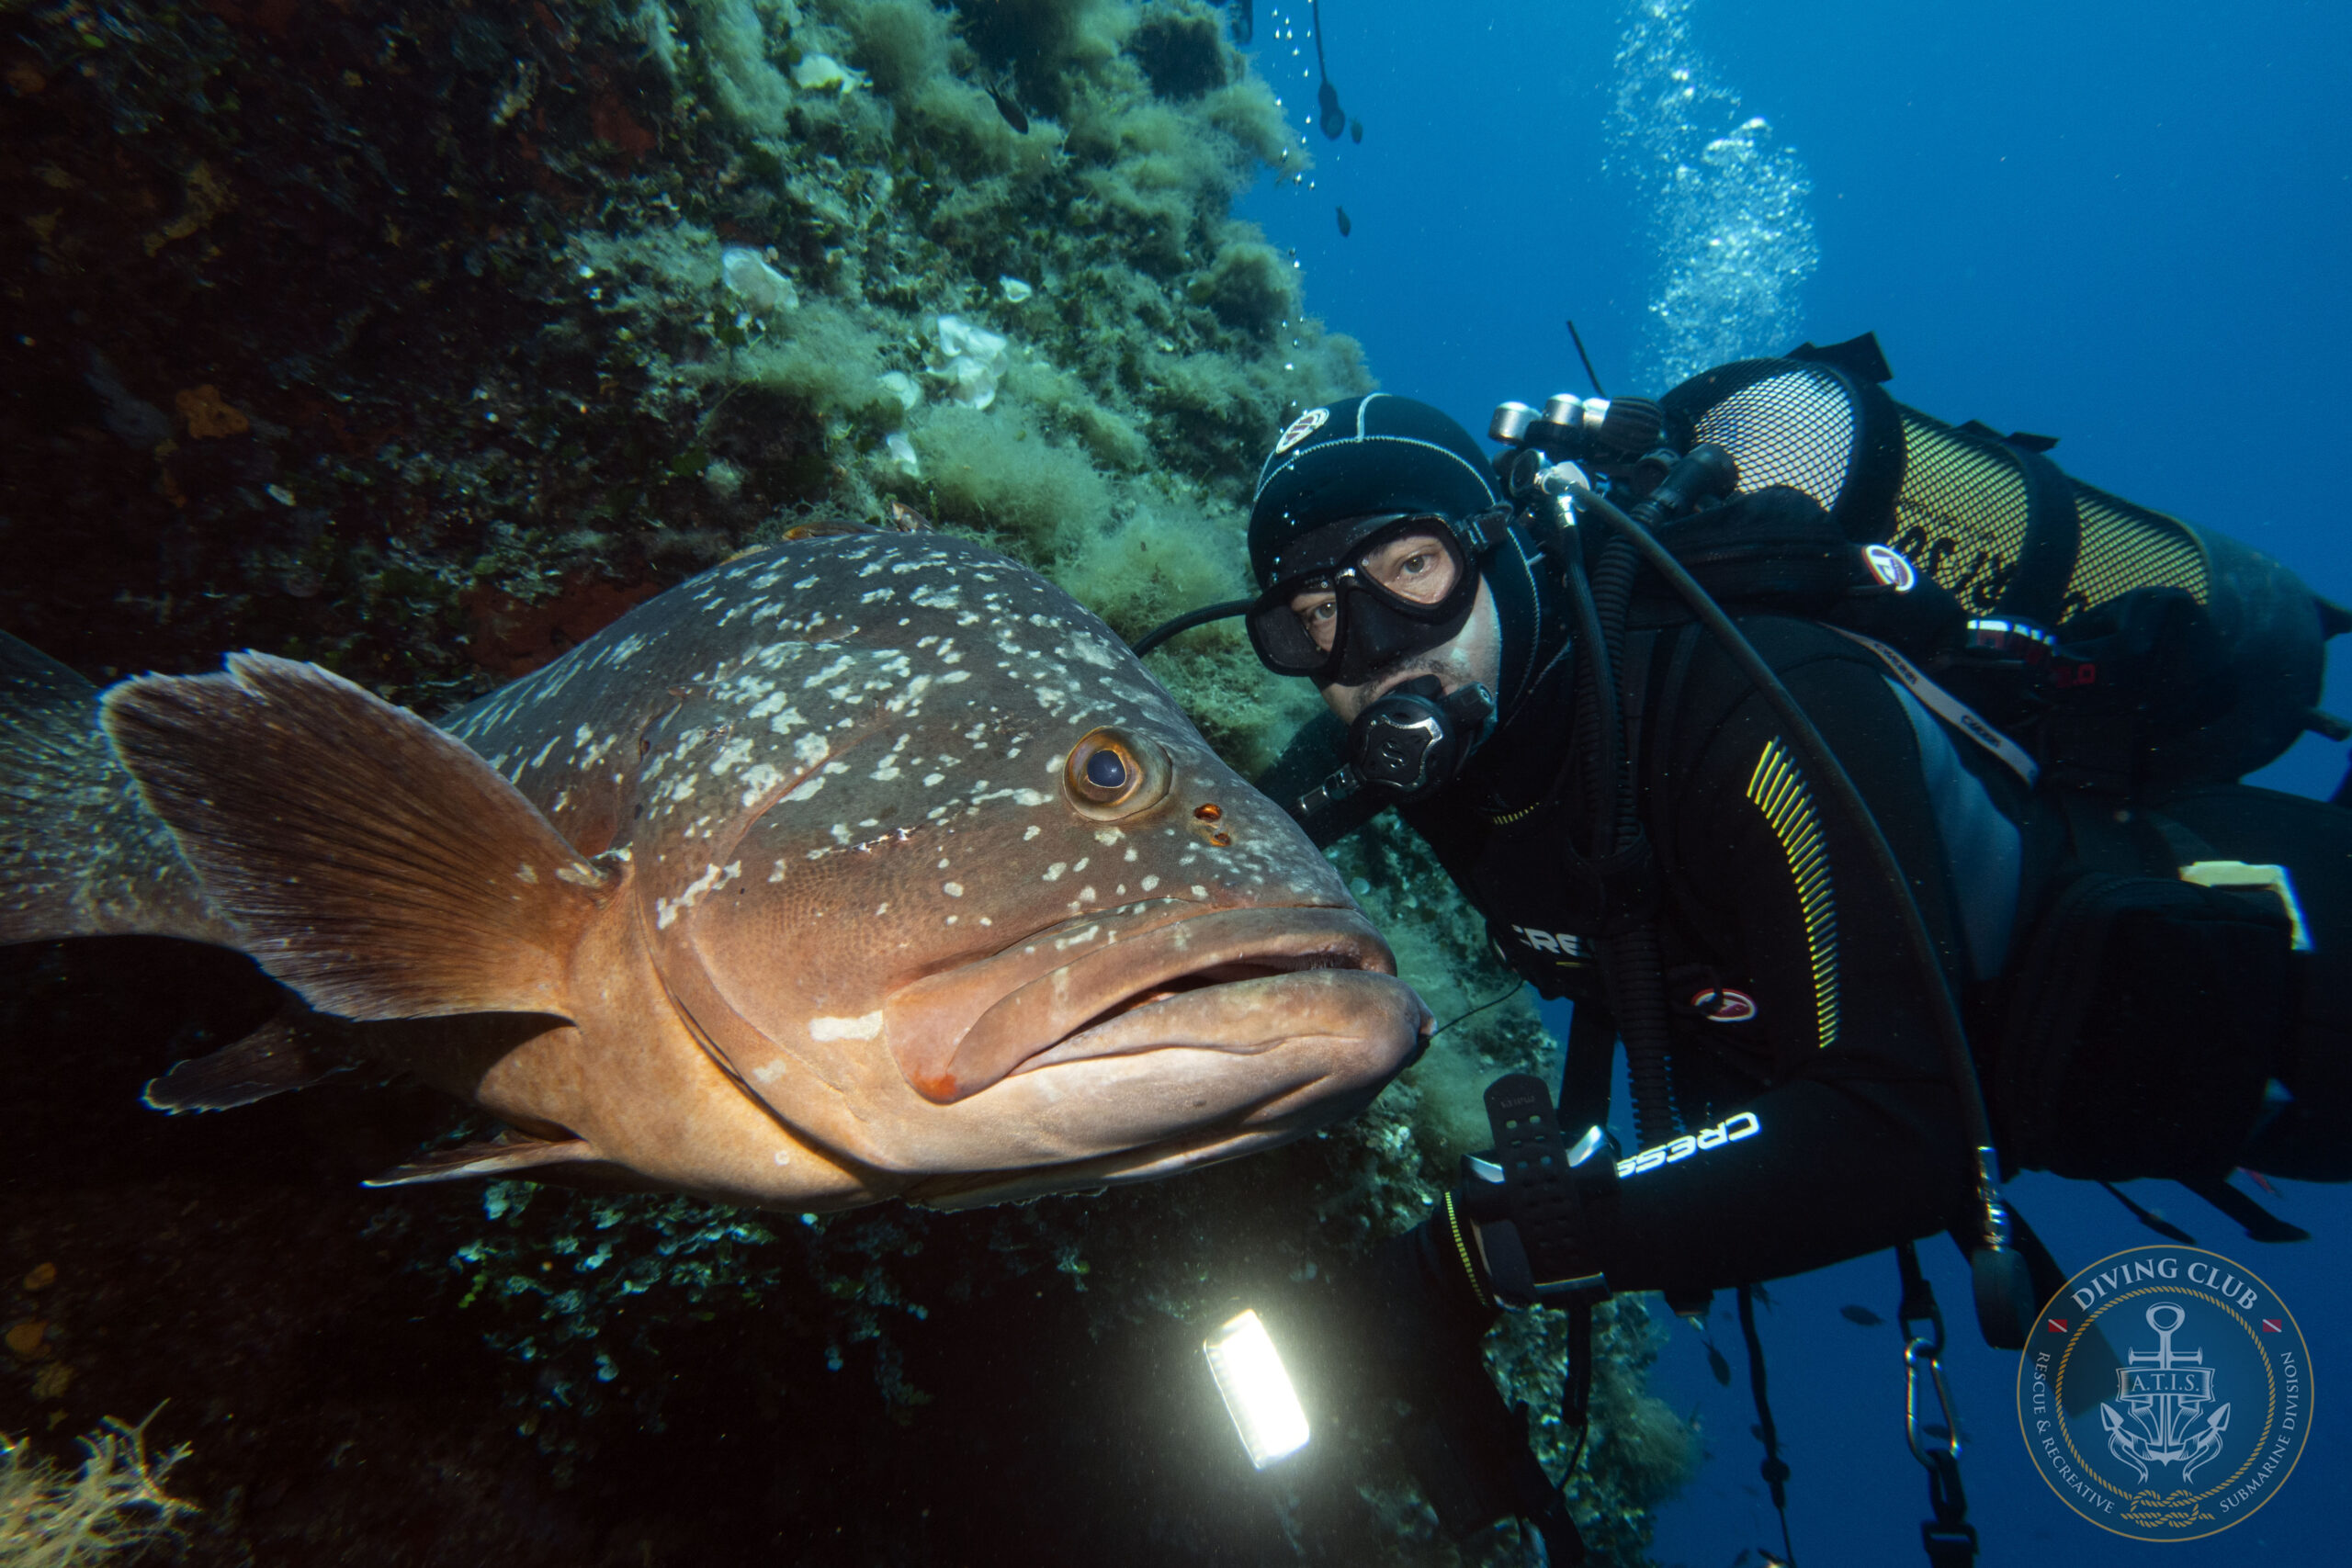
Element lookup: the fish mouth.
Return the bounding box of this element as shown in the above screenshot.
[899,1088,1381,1212]
[885,904,1401,1104]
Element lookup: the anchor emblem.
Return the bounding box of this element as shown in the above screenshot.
[2101,1302,2231,1484]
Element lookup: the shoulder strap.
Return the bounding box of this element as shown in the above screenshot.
[1826,626,2041,787]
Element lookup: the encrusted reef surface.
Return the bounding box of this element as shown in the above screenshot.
[0,2,1692,1562]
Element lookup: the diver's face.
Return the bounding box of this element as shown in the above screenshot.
[1315,575,1504,724]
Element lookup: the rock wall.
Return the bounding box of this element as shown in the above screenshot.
[0,3,1690,1562]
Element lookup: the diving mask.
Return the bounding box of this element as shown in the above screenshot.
[1246,510,1501,688]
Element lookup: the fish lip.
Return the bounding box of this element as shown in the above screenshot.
[885,905,1397,1104]
[1005,964,1419,1080]
[901,971,1430,1208]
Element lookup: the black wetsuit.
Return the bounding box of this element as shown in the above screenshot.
[1401,611,2033,1295]
[1371,581,2352,1297]
[1257,508,2351,1310]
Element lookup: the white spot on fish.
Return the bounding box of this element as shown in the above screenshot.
[808,1011,884,1041]
[656,861,742,930]
[710,736,757,776]
[1023,825,1042,841]
[1142,875,1159,892]
[1044,863,1067,882]
[944,882,964,897]
[515,863,539,885]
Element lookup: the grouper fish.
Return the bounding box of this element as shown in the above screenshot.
[0,531,1429,1211]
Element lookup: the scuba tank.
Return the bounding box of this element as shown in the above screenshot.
[1645,335,2348,793]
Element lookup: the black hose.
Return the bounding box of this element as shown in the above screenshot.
[1128,598,1251,657]
[1587,535,1641,851]
[1538,498,1679,1147]
[1566,320,1608,400]
[1546,515,1618,836]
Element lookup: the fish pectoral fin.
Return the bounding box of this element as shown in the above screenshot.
[363,1132,601,1188]
[102,652,616,1022]
[141,994,357,1112]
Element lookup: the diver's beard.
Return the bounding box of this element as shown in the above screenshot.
[1349,648,1475,711]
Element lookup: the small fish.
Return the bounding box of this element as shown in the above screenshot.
[1706,1343,1732,1385]
[1349,118,1363,144]
[1,534,1429,1213]
[1840,1303,1884,1326]
[983,76,1029,135]
[1334,205,1351,238]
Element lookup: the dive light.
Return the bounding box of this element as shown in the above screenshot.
[1202,1308,1309,1469]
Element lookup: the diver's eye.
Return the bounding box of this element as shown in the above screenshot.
[1063,728,1171,819]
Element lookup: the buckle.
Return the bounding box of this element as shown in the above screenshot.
[1462,1074,1615,1307]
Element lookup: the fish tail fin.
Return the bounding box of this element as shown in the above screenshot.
[0,630,232,946]
[101,652,618,1021]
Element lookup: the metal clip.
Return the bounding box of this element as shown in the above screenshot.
[1905,1330,1962,1468]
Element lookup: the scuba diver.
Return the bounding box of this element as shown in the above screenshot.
[1182,341,2352,1563]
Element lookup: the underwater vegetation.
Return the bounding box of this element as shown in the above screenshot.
[0,0,1690,1561]
[0,1414,195,1568]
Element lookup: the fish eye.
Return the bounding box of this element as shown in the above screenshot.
[1063,728,1170,819]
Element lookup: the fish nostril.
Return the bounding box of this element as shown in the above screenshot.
[1193,803,1221,821]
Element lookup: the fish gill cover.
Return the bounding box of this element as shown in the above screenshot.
[0,2,1687,1562]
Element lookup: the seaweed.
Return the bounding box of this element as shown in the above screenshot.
[0,1416,196,1568]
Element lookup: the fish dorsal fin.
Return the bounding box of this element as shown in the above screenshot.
[363,1133,603,1188]
[102,653,616,1021]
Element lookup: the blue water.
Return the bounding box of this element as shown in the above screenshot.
[1237,2,2352,1562]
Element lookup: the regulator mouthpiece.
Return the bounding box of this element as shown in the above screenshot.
[1299,679,1496,816]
